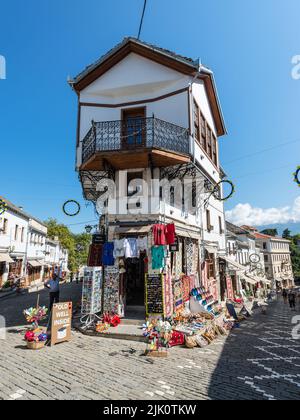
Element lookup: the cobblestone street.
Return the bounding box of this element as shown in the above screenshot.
[0,286,299,400]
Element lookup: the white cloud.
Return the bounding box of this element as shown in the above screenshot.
[226,196,300,226]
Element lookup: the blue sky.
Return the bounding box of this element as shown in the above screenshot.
[0,0,300,232]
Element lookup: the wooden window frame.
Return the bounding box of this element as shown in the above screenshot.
[121,107,147,150]
[193,97,219,170]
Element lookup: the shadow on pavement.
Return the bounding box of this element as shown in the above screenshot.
[207,300,300,400]
[0,283,82,329]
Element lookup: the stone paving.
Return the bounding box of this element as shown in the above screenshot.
[0,286,299,400]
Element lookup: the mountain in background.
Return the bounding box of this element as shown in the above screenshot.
[256,223,300,236]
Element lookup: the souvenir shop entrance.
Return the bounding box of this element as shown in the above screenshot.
[125,253,146,307]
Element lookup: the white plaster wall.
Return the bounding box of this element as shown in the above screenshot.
[0,211,28,254]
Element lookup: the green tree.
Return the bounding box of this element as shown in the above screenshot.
[44,218,91,273]
[260,229,278,237]
[282,228,291,239]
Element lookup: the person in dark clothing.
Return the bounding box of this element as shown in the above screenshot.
[288,290,296,311]
[45,274,60,312]
[282,288,288,304]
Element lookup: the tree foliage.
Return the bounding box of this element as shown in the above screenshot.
[44,218,91,273]
[260,229,278,237]
[288,234,300,279]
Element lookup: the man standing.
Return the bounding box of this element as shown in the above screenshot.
[45,274,60,312]
[282,288,288,304]
[288,290,296,311]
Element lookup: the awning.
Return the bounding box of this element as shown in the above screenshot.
[176,228,200,240]
[115,225,152,235]
[0,253,14,263]
[221,256,246,272]
[261,278,271,286]
[205,246,218,254]
[240,274,257,286]
[28,260,42,268]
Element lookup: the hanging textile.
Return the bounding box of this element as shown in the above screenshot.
[113,239,125,258]
[181,275,191,303]
[174,241,183,279]
[137,236,148,253]
[173,279,184,315]
[151,246,165,270]
[192,242,199,275]
[186,239,194,276]
[164,270,174,318]
[152,224,167,246]
[124,238,138,259]
[103,242,115,266]
[165,223,176,245]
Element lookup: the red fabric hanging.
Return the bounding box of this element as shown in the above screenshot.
[152,224,167,245]
[165,223,176,245]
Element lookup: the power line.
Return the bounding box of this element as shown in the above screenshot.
[138,0,148,40]
[223,138,300,166]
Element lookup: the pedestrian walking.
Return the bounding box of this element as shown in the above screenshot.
[282,288,288,304]
[45,274,60,312]
[288,290,296,311]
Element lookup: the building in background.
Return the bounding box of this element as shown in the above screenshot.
[242,226,294,289]
[70,38,228,315]
[0,196,28,286]
[221,222,270,301]
[0,196,69,288]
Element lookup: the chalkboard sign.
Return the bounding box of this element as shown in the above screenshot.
[145,274,164,316]
[92,234,106,245]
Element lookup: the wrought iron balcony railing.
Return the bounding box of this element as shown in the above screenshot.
[82,117,190,164]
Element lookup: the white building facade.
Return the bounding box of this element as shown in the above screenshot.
[241,227,294,289]
[70,38,229,314]
[0,196,69,287]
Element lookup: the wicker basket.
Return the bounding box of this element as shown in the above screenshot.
[27,341,46,350]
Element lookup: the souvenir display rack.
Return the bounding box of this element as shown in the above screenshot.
[81,267,103,328]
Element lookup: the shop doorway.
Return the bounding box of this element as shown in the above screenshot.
[125,253,146,317]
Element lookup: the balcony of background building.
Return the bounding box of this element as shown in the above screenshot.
[80,117,191,171]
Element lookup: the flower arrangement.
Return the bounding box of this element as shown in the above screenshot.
[24,306,48,327]
[23,305,48,350]
[144,319,172,356]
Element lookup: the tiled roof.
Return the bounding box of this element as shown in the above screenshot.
[72,37,201,85]
[226,221,251,235]
[0,195,47,227]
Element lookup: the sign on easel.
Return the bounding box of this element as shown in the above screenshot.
[51,302,72,346]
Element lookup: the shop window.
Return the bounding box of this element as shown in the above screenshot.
[212,135,218,166]
[192,180,197,209]
[200,112,207,151]
[193,100,200,142]
[127,171,143,197]
[3,219,8,234]
[207,127,212,159]
[14,225,19,241]
[219,216,224,234]
[206,209,212,232]
[170,186,175,207]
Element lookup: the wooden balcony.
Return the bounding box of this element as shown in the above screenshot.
[80,117,191,171]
